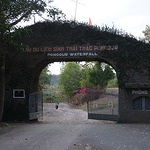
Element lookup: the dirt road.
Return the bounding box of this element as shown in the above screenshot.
[41,103,99,124]
[0,102,150,150]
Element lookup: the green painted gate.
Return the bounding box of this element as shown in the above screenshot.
[87,88,119,121]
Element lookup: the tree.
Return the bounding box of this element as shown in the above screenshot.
[142,25,150,43]
[47,7,66,21]
[59,62,82,97]
[0,0,48,122]
[0,0,65,122]
[87,62,115,89]
[103,64,115,85]
[88,62,105,88]
[80,62,93,88]
[39,66,52,88]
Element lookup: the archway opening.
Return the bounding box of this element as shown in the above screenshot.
[37,61,118,122]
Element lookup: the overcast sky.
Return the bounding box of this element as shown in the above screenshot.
[48,0,150,74]
[51,0,150,38]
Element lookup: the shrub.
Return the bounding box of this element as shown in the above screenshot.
[70,88,103,106]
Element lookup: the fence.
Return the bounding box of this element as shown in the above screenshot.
[88,89,119,121]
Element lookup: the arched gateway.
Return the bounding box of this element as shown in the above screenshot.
[4,22,150,123]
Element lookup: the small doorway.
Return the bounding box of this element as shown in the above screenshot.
[133,96,150,111]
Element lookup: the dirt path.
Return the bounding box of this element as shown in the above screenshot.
[40,103,102,124]
[0,100,150,150]
[41,88,119,123]
[1,89,150,150]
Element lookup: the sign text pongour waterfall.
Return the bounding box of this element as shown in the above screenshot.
[27,45,118,53]
[47,52,98,57]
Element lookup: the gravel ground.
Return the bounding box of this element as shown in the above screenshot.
[0,89,150,150]
[40,102,102,124]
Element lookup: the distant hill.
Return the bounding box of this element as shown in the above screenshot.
[50,75,60,85]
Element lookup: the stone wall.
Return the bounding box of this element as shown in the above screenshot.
[3,22,150,122]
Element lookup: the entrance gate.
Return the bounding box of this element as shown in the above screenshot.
[88,88,118,121]
[4,21,150,123]
[29,92,43,120]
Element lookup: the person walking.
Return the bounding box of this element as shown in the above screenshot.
[55,102,59,109]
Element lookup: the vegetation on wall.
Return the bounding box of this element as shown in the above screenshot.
[2,2,150,120]
[23,21,150,89]
[36,22,150,106]
[142,25,150,43]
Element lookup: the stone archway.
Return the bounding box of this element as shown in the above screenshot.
[4,21,150,123]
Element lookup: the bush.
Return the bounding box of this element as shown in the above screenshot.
[107,78,118,88]
[42,84,68,103]
[70,88,103,106]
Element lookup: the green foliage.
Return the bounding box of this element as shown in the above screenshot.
[107,78,118,88]
[0,0,46,24]
[39,66,51,88]
[0,0,66,53]
[47,7,66,21]
[50,75,60,85]
[87,62,115,89]
[43,84,68,103]
[42,62,116,106]
[0,0,51,122]
[59,62,82,97]
[0,0,46,52]
[60,61,116,100]
[103,64,115,83]
[80,62,94,88]
[88,62,104,88]
[143,25,150,43]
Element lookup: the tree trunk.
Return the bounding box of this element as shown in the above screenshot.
[0,56,5,122]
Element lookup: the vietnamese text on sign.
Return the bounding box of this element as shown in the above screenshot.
[27,45,118,53]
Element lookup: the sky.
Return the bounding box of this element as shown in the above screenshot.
[20,0,150,74]
[49,62,63,75]
[51,0,150,38]
[47,0,150,74]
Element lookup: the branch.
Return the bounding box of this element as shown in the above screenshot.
[9,0,45,27]
[9,12,30,27]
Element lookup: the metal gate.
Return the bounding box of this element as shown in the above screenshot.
[29,92,43,120]
[88,88,119,121]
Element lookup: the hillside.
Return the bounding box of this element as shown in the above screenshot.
[50,75,60,85]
